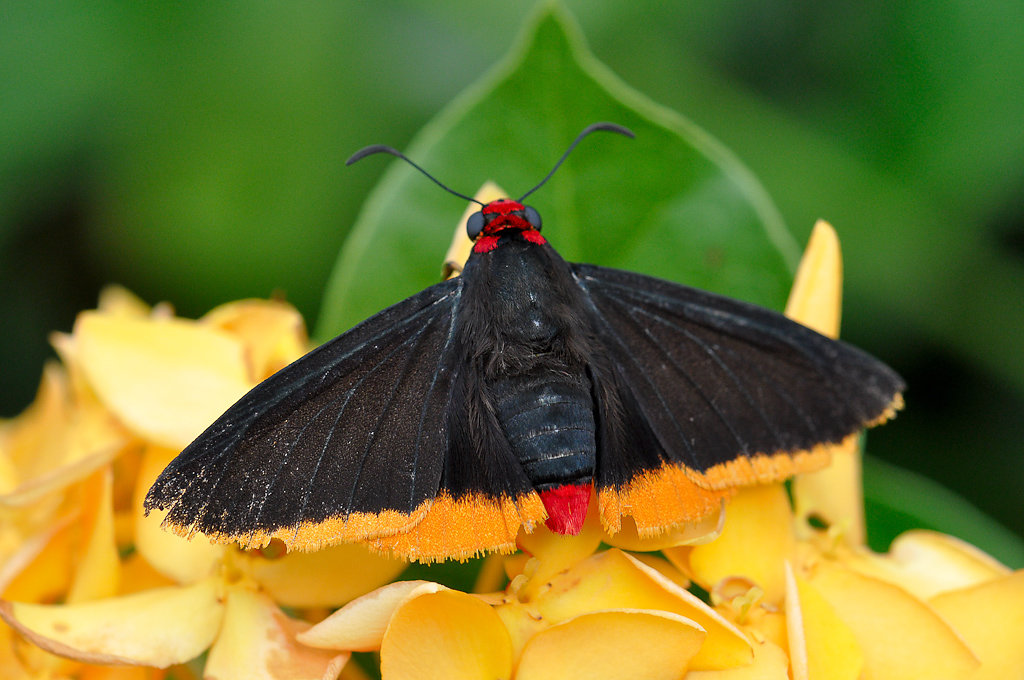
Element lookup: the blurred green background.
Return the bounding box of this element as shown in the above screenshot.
[3,2,1022,545]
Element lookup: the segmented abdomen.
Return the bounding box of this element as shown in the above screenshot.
[490,371,596,490]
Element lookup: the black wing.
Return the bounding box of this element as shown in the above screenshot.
[145,277,466,550]
[572,263,904,491]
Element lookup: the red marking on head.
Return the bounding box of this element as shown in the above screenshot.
[481,198,524,215]
[473,234,500,253]
[520,229,546,245]
[472,198,544,252]
[538,484,591,535]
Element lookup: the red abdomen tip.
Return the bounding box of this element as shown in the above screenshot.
[538,484,591,535]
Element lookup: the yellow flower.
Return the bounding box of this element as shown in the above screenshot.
[1,289,404,679]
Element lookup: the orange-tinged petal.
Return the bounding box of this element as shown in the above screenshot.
[929,569,1024,679]
[73,312,252,449]
[807,560,978,679]
[1,515,74,602]
[0,577,224,667]
[515,609,706,680]
[297,581,446,651]
[66,466,120,603]
[443,182,508,279]
[133,446,223,583]
[204,585,347,680]
[535,550,751,671]
[841,530,1009,600]
[785,563,861,680]
[117,552,176,595]
[379,589,513,680]
[492,598,546,661]
[687,485,795,605]
[686,640,790,679]
[247,542,406,608]
[201,299,308,382]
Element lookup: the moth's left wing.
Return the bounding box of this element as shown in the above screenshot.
[571,263,903,527]
[145,278,470,554]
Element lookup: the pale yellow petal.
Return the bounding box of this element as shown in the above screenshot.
[204,585,347,680]
[379,589,512,680]
[686,640,790,680]
[96,285,152,318]
[842,530,1009,600]
[807,560,978,679]
[248,542,406,608]
[133,446,223,583]
[534,549,751,671]
[515,609,706,680]
[929,569,1024,679]
[0,577,224,667]
[443,182,508,279]
[785,563,861,680]
[201,299,308,382]
[74,312,252,449]
[297,581,445,651]
[66,466,120,603]
[687,485,795,605]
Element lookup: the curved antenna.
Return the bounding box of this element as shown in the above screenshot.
[346,145,483,206]
[517,122,635,202]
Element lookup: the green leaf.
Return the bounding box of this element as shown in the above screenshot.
[864,455,1024,568]
[316,4,797,340]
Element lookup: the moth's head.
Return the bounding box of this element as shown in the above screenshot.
[467,199,542,240]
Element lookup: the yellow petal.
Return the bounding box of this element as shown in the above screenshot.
[515,609,706,680]
[133,446,223,583]
[297,581,446,651]
[379,589,512,680]
[929,569,1024,679]
[443,182,508,279]
[785,563,862,680]
[686,640,790,680]
[0,577,225,667]
[791,437,864,546]
[66,466,120,603]
[515,490,603,600]
[247,542,406,608]
[204,585,348,680]
[784,220,842,338]
[96,285,152,318]
[807,560,978,679]
[535,550,751,671]
[841,529,1009,600]
[687,485,795,605]
[604,505,723,552]
[201,299,308,381]
[74,312,252,449]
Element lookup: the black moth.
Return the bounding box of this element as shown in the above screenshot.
[145,123,904,562]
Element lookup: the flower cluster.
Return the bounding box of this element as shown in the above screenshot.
[2,200,1022,679]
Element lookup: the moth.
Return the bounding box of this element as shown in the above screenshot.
[145,123,904,562]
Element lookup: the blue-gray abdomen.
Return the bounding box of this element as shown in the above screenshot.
[490,371,596,490]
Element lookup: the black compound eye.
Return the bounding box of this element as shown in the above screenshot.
[524,205,542,231]
[467,211,485,239]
